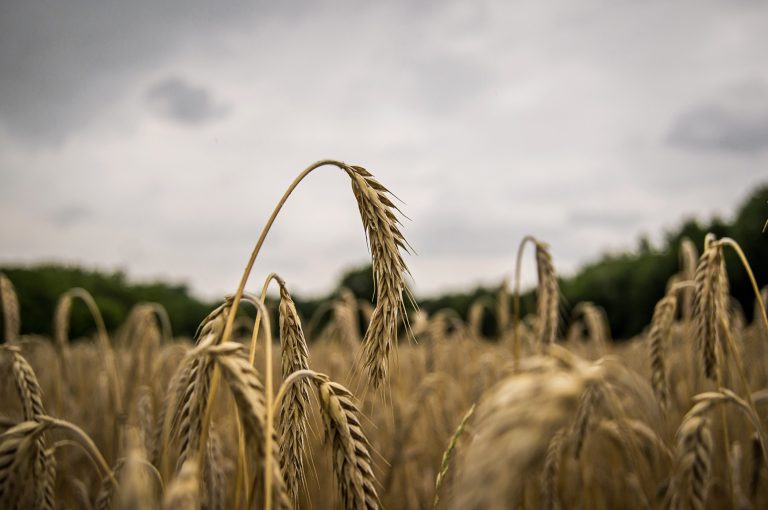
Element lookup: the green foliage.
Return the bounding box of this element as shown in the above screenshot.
[0,265,212,340]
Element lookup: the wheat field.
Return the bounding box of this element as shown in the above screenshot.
[1,161,767,509]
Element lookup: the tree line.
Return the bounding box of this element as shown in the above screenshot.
[1,183,766,341]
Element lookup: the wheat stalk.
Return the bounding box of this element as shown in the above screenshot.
[693,242,722,380]
[348,165,411,388]
[207,344,291,509]
[315,373,380,510]
[173,354,213,473]
[497,278,510,340]
[541,428,567,510]
[679,237,699,321]
[0,417,113,508]
[571,384,601,459]
[649,294,677,409]
[276,280,311,506]
[5,346,53,508]
[0,274,20,344]
[432,403,476,510]
[535,241,559,346]
[731,442,749,510]
[672,415,712,510]
[0,421,47,507]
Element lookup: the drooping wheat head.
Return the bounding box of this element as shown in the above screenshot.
[347,165,411,388]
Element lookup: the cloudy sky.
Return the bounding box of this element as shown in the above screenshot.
[1,0,767,299]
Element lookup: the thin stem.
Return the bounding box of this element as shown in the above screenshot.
[41,416,117,487]
[233,405,249,509]
[238,294,275,510]
[248,272,282,366]
[512,235,536,366]
[219,160,349,365]
[271,369,319,416]
[251,297,276,510]
[63,288,124,457]
[144,302,173,344]
[718,238,768,334]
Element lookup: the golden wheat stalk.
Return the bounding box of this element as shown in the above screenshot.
[541,428,567,510]
[679,237,699,321]
[5,346,52,508]
[0,274,20,344]
[648,294,677,409]
[535,241,559,346]
[693,242,722,380]
[432,403,476,510]
[315,374,380,510]
[672,415,712,510]
[0,417,114,507]
[206,343,292,509]
[276,279,312,506]
[348,165,412,388]
[212,160,409,394]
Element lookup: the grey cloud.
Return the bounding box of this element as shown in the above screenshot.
[569,209,642,228]
[667,80,768,154]
[146,77,228,125]
[49,205,92,227]
[413,213,517,257]
[0,0,266,143]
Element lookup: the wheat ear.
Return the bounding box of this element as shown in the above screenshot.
[276,280,311,506]
[315,373,380,510]
[541,428,567,510]
[535,241,559,346]
[679,237,699,321]
[432,403,476,510]
[6,346,53,508]
[348,165,411,388]
[672,415,712,510]
[0,274,20,344]
[649,294,677,409]
[208,344,291,509]
[693,242,722,380]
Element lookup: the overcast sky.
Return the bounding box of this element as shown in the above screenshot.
[1,0,767,300]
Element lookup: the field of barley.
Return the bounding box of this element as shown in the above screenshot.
[1,161,767,510]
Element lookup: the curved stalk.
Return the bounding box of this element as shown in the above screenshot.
[717,238,768,333]
[61,288,123,412]
[512,235,537,365]
[60,288,124,458]
[248,272,283,366]
[198,160,348,508]
[271,369,319,416]
[143,302,173,344]
[40,416,117,487]
[220,160,349,364]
